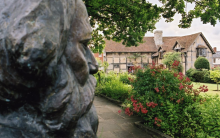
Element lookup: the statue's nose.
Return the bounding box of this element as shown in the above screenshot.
[86,48,98,74]
[89,63,98,74]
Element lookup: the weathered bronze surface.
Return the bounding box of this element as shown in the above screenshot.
[0,0,99,137]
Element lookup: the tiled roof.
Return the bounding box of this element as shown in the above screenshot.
[105,37,158,52]
[104,32,204,53]
[213,51,220,58]
[161,32,201,52]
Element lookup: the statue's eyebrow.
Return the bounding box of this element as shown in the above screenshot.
[79,38,91,46]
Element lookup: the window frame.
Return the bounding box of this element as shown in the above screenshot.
[197,48,207,57]
[113,64,120,68]
[159,51,163,59]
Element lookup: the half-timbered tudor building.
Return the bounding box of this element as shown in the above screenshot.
[101,31,215,74]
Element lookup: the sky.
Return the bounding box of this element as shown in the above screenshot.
[145,0,220,50]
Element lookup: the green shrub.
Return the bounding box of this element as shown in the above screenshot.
[195,94,220,137]
[123,62,210,137]
[210,69,220,91]
[94,71,132,101]
[101,78,132,101]
[104,71,118,82]
[186,68,194,77]
[119,72,130,84]
[186,68,196,81]
[119,72,135,84]
[187,68,200,82]
[94,70,105,85]
[186,68,214,83]
[193,70,206,82]
[203,70,215,83]
[194,57,210,70]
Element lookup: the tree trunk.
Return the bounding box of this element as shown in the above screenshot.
[218,83,219,91]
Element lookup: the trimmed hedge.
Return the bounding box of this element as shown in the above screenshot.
[194,57,210,70]
[186,68,214,83]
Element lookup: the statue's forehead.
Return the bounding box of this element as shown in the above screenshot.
[73,0,92,41]
[0,0,92,43]
[0,0,76,43]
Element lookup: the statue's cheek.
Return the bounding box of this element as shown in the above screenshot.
[65,42,89,86]
[16,48,55,76]
[15,38,56,77]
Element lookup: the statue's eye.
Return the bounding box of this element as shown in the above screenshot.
[79,39,90,49]
[79,39,90,54]
[80,43,87,51]
[79,43,86,55]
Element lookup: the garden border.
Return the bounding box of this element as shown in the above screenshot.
[98,94,173,138]
[134,121,173,138]
[99,94,122,107]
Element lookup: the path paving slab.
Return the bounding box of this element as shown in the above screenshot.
[97,131,118,138]
[94,96,153,138]
[98,120,123,132]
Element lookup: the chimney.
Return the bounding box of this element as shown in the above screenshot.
[154,30,163,48]
[213,47,217,53]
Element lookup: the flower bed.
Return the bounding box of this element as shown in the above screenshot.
[123,61,220,137]
[134,121,172,138]
[94,62,220,137]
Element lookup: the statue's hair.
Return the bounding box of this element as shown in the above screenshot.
[0,0,98,137]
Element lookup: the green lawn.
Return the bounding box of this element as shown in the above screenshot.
[192,82,220,96]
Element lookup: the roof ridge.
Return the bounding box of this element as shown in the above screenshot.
[144,32,201,38]
[105,32,203,53]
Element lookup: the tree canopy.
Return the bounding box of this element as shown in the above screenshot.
[210,70,220,91]
[83,0,220,53]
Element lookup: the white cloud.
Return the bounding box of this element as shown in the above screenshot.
[145,0,220,51]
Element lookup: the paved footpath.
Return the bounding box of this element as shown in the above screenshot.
[94,96,153,138]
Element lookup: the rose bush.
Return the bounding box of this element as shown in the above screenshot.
[123,61,217,137]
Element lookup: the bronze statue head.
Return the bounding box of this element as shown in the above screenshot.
[0,0,98,137]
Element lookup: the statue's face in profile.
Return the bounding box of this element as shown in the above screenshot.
[0,1,99,137]
[0,0,99,107]
[65,0,99,86]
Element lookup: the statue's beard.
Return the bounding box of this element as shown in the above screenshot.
[0,55,97,134]
[36,56,97,132]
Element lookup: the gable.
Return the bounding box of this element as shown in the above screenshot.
[173,41,183,50]
[158,46,162,52]
[162,33,201,53]
[191,34,215,54]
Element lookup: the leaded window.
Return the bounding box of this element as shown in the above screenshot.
[113,64,119,68]
[197,48,207,57]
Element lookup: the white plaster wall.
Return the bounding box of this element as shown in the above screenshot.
[193,35,214,68]
[114,68,119,73]
[214,58,220,64]
[120,64,127,69]
[108,64,113,70]
[114,58,119,63]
